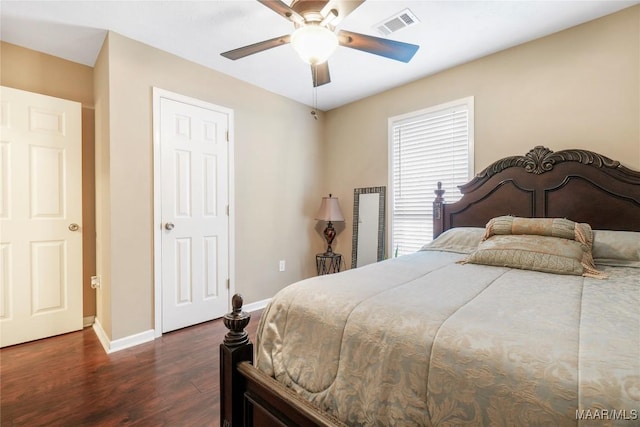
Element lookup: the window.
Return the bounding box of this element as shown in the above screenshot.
[388,97,474,256]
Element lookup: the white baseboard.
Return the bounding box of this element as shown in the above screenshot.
[110,329,155,353]
[90,298,269,354]
[92,318,155,354]
[243,297,271,312]
[92,318,111,353]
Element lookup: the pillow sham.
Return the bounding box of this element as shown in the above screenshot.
[592,230,640,268]
[420,227,484,254]
[463,216,606,278]
[463,234,604,277]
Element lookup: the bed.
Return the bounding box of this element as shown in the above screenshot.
[220,146,640,427]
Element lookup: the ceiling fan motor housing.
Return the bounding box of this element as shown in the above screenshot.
[291,0,332,21]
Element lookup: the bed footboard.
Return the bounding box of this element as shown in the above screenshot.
[220,294,345,427]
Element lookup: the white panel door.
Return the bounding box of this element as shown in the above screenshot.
[160,96,230,333]
[0,86,83,347]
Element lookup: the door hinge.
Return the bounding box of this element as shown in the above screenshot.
[226,130,229,142]
[226,205,229,216]
[226,278,230,289]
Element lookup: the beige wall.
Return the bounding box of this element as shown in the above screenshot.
[0,41,97,319]
[95,32,324,340]
[324,6,640,268]
[93,36,113,337]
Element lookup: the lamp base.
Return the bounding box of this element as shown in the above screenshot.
[323,221,336,255]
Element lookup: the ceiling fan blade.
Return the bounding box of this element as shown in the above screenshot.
[221,34,291,60]
[312,62,331,87]
[257,0,304,25]
[321,0,366,26]
[337,30,419,63]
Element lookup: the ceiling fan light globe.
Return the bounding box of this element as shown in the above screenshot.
[291,25,338,65]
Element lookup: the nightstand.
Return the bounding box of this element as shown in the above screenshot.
[316,253,342,275]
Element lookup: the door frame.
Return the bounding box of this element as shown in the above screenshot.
[152,87,235,338]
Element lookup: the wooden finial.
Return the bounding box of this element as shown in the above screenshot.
[433,182,445,222]
[434,181,445,201]
[223,294,251,347]
[231,294,243,312]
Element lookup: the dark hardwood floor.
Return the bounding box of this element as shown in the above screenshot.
[0,310,262,427]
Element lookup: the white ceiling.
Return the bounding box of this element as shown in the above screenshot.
[1,1,637,111]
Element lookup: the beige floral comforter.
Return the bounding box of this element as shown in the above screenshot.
[255,251,640,426]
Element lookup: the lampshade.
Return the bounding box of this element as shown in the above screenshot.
[315,194,344,222]
[291,25,338,65]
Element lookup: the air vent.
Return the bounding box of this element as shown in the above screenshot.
[375,9,419,36]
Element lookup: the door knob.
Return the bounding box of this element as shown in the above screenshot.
[68,223,80,231]
[165,222,175,231]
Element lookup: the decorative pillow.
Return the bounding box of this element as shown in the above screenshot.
[483,216,590,242]
[420,227,484,254]
[463,216,606,278]
[592,230,640,268]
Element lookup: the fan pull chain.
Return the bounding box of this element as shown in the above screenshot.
[311,66,318,120]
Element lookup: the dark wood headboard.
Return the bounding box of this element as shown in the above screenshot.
[433,146,640,237]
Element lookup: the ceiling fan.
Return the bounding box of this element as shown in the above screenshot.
[221,0,420,87]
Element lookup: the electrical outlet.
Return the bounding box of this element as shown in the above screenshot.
[279,260,286,272]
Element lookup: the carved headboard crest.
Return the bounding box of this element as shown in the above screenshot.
[477,146,622,178]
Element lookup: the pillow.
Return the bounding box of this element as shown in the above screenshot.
[463,216,606,278]
[483,216,589,242]
[592,230,640,268]
[420,227,484,254]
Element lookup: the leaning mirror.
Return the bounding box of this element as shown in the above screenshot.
[351,187,386,268]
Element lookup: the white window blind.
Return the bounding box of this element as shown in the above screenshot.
[389,97,473,256]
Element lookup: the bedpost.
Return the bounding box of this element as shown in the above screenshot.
[433,181,446,238]
[220,294,253,427]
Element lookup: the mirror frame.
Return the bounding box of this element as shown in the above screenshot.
[351,186,386,268]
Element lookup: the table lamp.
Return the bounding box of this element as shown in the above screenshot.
[315,194,344,255]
